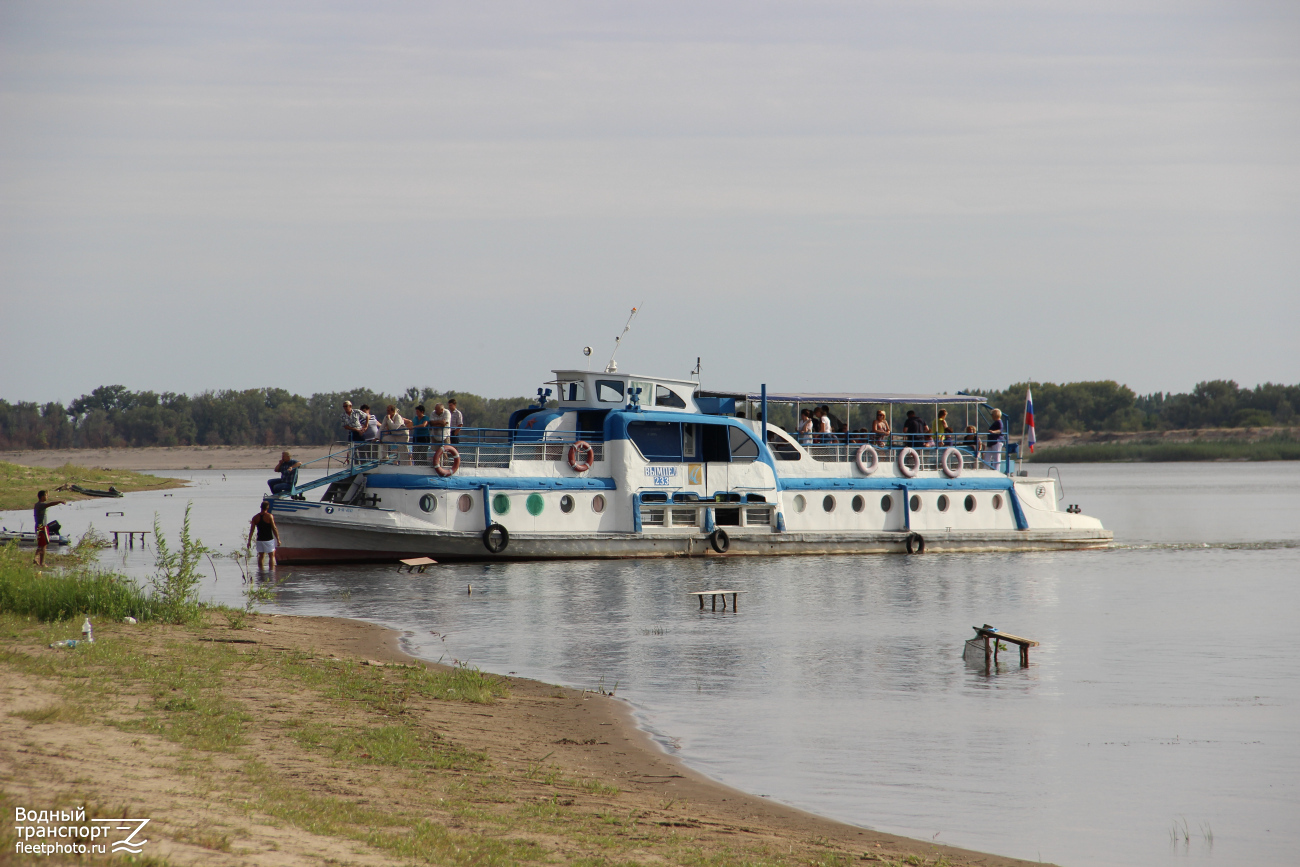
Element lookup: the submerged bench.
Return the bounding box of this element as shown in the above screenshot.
[971,624,1039,667]
[690,590,746,612]
[398,557,438,574]
[111,531,150,548]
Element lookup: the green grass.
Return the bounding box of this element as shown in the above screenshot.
[1030,433,1300,463]
[0,542,160,621]
[0,459,186,511]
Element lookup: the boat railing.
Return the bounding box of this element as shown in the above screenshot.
[323,429,607,472]
[798,433,1014,472]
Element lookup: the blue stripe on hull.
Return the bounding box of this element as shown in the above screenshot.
[363,475,616,491]
[776,476,1012,491]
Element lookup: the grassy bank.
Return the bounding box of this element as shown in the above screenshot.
[1029,433,1300,463]
[0,460,186,512]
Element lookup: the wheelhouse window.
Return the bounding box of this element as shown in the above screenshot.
[728,426,758,462]
[559,381,586,402]
[595,380,625,403]
[655,385,687,409]
[628,421,684,461]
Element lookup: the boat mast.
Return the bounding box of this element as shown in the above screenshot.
[605,306,641,373]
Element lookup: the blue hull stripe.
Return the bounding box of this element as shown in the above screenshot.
[777,477,1012,492]
[364,475,616,492]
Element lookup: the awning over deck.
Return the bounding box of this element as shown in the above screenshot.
[697,390,988,406]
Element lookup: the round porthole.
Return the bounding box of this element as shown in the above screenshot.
[560,494,575,513]
[492,493,510,515]
[592,494,606,513]
[880,495,893,512]
[909,494,921,512]
[937,494,949,512]
[823,495,836,512]
[457,493,473,513]
[793,494,806,513]
[526,493,544,516]
[852,494,865,512]
[964,494,977,512]
[419,494,436,513]
[992,494,1004,510]
[1035,485,1046,499]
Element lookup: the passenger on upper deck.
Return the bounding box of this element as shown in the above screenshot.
[902,410,925,447]
[448,398,463,445]
[963,425,980,453]
[380,405,411,463]
[431,403,452,444]
[872,410,890,445]
[411,405,431,462]
[816,406,833,443]
[983,409,1004,469]
[797,409,814,445]
[935,409,952,446]
[340,401,365,443]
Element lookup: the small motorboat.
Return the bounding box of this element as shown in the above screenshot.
[69,484,124,498]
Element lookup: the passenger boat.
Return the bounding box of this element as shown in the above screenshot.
[270,367,1110,563]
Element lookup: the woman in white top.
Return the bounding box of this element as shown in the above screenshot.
[380,404,412,463]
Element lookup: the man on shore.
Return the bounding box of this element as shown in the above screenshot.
[32,490,67,568]
[247,500,282,569]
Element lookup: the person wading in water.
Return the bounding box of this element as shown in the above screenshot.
[247,501,282,569]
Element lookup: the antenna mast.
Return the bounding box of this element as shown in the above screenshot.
[605,306,641,373]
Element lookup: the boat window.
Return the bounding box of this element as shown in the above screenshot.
[628,421,683,461]
[910,495,921,512]
[560,494,575,513]
[937,494,950,512]
[592,494,606,513]
[852,495,865,512]
[682,424,697,458]
[765,429,802,461]
[823,495,836,512]
[992,494,1004,510]
[793,494,806,512]
[728,427,759,462]
[880,495,893,512]
[964,495,977,512]
[655,385,687,409]
[629,380,652,407]
[562,381,586,402]
[595,380,625,403]
[458,494,473,512]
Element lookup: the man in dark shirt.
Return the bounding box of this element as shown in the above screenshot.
[268,451,302,495]
[32,490,67,567]
[902,411,925,448]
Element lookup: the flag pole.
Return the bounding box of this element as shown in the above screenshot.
[1021,382,1030,463]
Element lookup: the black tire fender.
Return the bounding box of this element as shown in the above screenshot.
[483,523,509,554]
[709,528,730,554]
[905,532,925,555]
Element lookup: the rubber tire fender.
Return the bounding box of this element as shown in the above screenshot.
[568,440,594,473]
[905,532,926,555]
[854,444,879,476]
[940,447,963,479]
[434,445,460,477]
[709,528,730,554]
[897,447,920,479]
[482,523,509,554]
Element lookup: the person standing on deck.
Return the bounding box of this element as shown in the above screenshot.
[380,405,411,464]
[448,398,463,445]
[935,409,952,446]
[797,409,814,445]
[983,409,1005,469]
[31,490,67,568]
[430,403,452,445]
[410,405,432,463]
[247,501,282,569]
[340,401,365,442]
[902,410,925,448]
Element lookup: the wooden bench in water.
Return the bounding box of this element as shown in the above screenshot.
[690,590,746,611]
[971,624,1039,667]
[398,557,438,574]
[111,531,150,549]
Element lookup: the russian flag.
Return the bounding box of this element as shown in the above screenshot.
[1025,387,1037,453]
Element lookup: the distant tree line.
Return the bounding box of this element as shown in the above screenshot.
[0,386,532,450]
[0,379,1296,450]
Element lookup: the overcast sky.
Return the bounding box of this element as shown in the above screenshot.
[2,0,1297,405]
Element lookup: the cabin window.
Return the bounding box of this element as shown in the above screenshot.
[592,494,606,513]
[964,495,977,512]
[628,421,683,461]
[793,494,806,512]
[766,429,802,461]
[910,495,922,512]
[458,494,474,512]
[852,495,865,512]
[493,494,510,515]
[655,385,687,408]
[992,494,1004,510]
[880,495,893,512]
[937,494,950,512]
[560,495,575,513]
[419,494,437,513]
[728,427,759,462]
[682,424,697,458]
[823,495,836,512]
[561,381,586,402]
[595,380,625,403]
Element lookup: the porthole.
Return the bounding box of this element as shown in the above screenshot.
[852,494,865,513]
[964,494,977,512]
[793,494,806,513]
[560,494,575,513]
[937,494,949,512]
[1035,485,1046,499]
[592,494,606,513]
[909,494,921,512]
[419,494,436,513]
[880,495,893,512]
[992,494,1004,510]
[823,495,836,512]
[457,493,473,513]
[526,493,544,516]
[492,493,510,515]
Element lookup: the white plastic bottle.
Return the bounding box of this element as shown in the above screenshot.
[82,617,94,643]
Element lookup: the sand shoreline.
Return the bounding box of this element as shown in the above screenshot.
[0,446,335,471]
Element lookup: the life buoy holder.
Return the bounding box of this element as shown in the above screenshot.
[854,444,879,476]
[482,523,509,554]
[568,440,594,473]
[940,447,963,479]
[433,445,460,477]
[709,528,730,554]
[897,447,920,479]
[905,532,925,554]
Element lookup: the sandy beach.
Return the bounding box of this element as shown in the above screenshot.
[1,611,1047,866]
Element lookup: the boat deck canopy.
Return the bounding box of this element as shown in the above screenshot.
[697,390,988,406]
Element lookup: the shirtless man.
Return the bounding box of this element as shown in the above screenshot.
[32,490,67,567]
[247,501,282,568]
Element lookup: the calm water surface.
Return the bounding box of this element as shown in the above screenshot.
[6,462,1297,866]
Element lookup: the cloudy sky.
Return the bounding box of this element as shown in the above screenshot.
[2,0,1297,404]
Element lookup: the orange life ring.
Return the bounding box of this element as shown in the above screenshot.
[568,440,594,472]
[433,445,460,477]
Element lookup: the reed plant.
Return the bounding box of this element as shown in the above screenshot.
[0,542,156,622]
[148,503,211,624]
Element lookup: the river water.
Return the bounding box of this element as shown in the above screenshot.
[5,462,1297,866]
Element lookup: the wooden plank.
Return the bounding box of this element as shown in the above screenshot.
[400,557,438,567]
[972,626,1038,647]
[688,590,747,596]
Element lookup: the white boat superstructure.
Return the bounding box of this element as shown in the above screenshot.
[271,369,1110,563]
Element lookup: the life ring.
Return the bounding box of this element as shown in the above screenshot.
[433,445,460,477]
[482,523,509,554]
[940,447,963,479]
[709,528,730,554]
[854,444,879,476]
[897,447,920,479]
[567,440,594,473]
[905,532,925,554]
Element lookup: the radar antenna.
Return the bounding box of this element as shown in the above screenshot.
[605,305,642,373]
